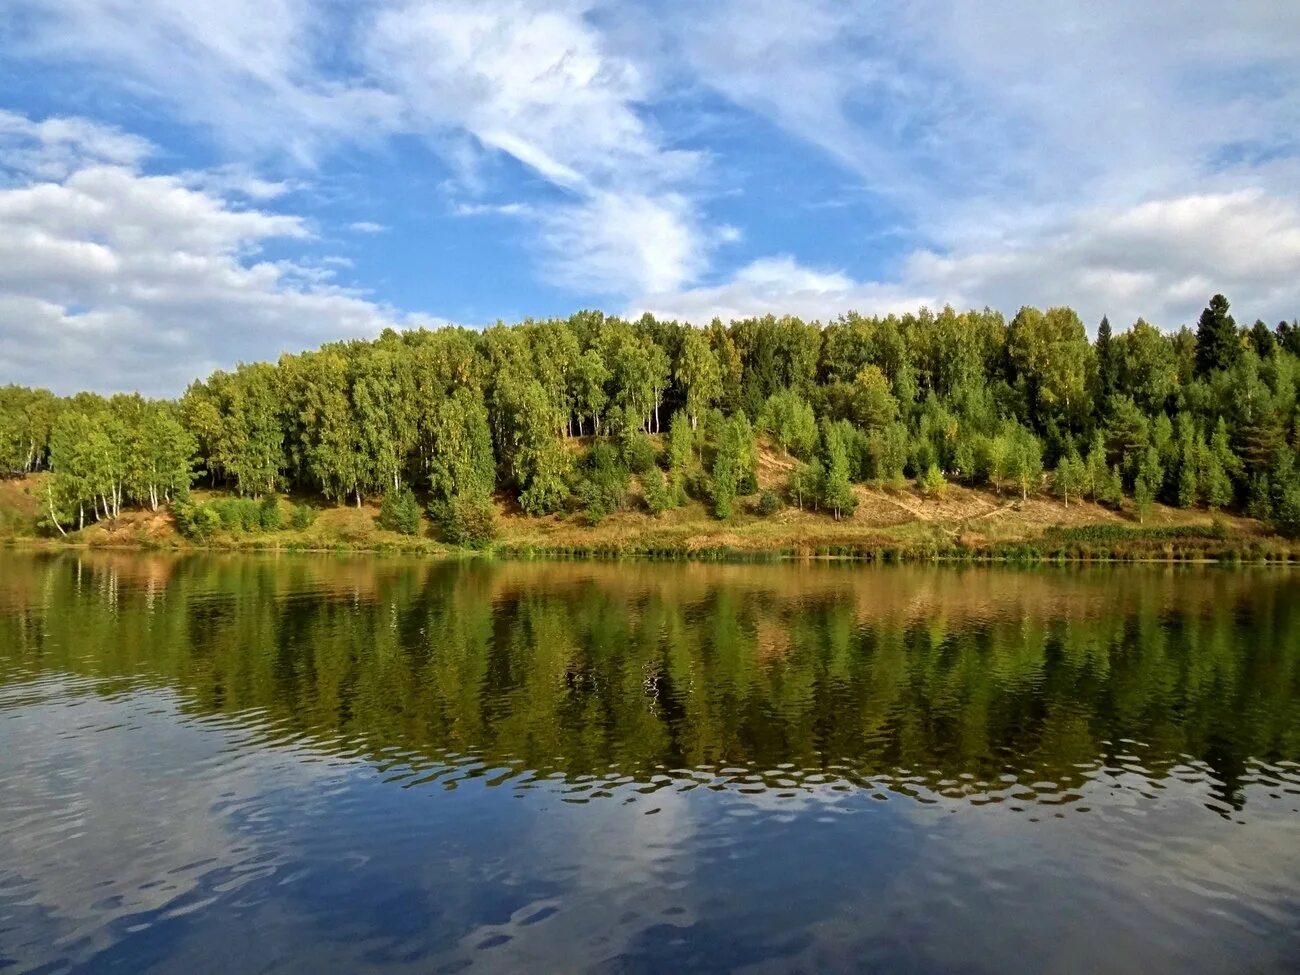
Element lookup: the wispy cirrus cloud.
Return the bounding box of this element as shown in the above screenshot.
[1,0,1299,399]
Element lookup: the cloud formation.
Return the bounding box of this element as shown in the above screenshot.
[1,0,1298,393]
[637,190,1300,329]
[0,120,406,395]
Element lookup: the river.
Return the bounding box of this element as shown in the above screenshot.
[0,552,1297,973]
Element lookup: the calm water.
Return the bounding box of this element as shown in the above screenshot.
[0,553,1297,974]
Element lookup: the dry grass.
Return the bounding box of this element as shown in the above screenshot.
[0,453,1287,562]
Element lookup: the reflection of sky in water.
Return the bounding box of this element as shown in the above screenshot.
[2,675,1297,975]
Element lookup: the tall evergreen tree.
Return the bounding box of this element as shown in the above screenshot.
[1095,315,1118,401]
[1194,294,1240,376]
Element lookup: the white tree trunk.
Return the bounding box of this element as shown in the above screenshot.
[47,484,67,537]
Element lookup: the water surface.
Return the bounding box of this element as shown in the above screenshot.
[1,552,1297,973]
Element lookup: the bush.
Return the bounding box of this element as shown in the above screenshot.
[642,465,675,516]
[210,497,261,532]
[1274,484,1300,539]
[259,495,283,531]
[621,432,657,474]
[378,486,422,535]
[575,442,629,522]
[290,503,317,530]
[436,493,497,548]
[174,498,221,540]
[757,489,783,516]
[917,464,948,498]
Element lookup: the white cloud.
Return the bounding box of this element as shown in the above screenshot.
[364,0,710,295]
[0,121,413,396]
[0,0,402,163]
[668,0,1300,232]
[348,221,387,234]
[0,110,153,181]
[3,0,1299,354]
[4,0,716,298]
[635,190,1300,329]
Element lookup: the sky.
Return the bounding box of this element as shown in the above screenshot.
[1,0,1299,395]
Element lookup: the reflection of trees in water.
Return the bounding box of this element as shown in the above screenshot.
[1,555,1297,809]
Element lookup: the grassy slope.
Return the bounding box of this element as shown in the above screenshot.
[2,444,1291,562]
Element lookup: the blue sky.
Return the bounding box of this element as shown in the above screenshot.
[1,0,1298,395]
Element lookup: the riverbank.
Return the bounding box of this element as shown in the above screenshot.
[4,473,1297,564]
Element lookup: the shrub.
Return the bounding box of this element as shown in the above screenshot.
[917,464,948,498]
[290,504,317,530]
[621,431,657,475]
[378,486,422,535]
[210,497,261,532]
[174,499,220,540]
[437,494,498,548]
[575,442,629,522]
[259,495,283,531]
[757,489,783,516]
[642,465,675,516]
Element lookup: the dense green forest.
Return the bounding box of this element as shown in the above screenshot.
[3,294,1300,541]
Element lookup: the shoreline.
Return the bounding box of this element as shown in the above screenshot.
[6,535,1298,565]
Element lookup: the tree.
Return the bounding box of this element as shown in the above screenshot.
[850,365,898,431]
[1249,319,1277,358]
[1204,418,1236,509]
[1053,445,1086,507]
[1195,294,1240,376]
[676,328,722,431]
[666,411,694,502]
[1116,319,1179,414]
[819,420,856,519]
[757,391,817,458]
[918,463,947,499]
[710,413,755,518]
[1007,305,1095,434]
[378,486,422,535]
[572,349,609,436]
[428,388,495,505]
[1096,315,1118,402]
[788,461,822,511]
[867,422,908,485]
[1134,447,1163,523]
[1006,425,1044,501]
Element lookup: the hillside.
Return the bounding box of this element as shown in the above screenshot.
[3,449,1291,562]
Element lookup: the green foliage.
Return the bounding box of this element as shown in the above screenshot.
[710,413,755,519]
[1006,424,1044,500]
[787,461,822,511]
[867,422,908,484]
[757,488,784,516]
[917,463,947,498]
[1273,482,1300,538]
[1134,447,1163,523]
[1195,293,1240,376]
[10,294,1300,538]
[757,390,818,458]
[819,419,857,519]
[620,431,656,475]
[1052,445,1086,506]
[641,465,676,516]
[850,365,898,431]
[428,387,495,505]
[259,495,284,531]
[174,497,221,540]
[211,497,264,532]
[575,442,630,523]
[290,504,317,530]
[435,494,498,548]
[378,486,422,535]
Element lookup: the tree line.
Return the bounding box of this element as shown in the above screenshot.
[3,295,1300,539]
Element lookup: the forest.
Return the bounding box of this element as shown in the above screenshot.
[3,294,1300,543]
